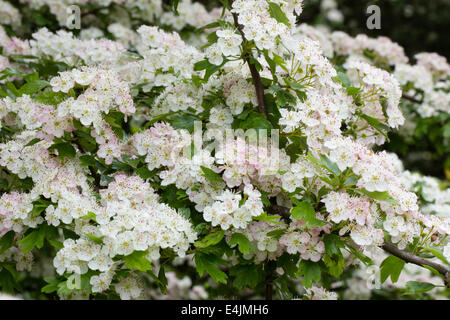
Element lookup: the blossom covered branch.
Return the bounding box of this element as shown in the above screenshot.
[382,242,450,287]
[230,1,268,118]
[273,203,450,286]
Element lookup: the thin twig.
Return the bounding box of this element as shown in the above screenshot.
[402,94,423,104]
[382,241,449,287]
[270,203,450,286]
[231,9,268,118]
[265,281,273,300]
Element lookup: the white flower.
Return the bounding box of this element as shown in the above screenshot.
[115,275,142,300]
[90,272,112,293]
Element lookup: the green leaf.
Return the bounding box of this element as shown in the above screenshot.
[48,142,76,159]
[297,260,321,288]
[19,80,50,96]
[336,71,351,87]
[200,166,223,184]
[283,78,305,91]
[86,234,104,245]
[47,239,64,250]
[170,0,180,14]
[122,155,142,168]
[41,277,59,293]
[319,155,340,176]
[24,138,41,147]
[80,211,97,221]
[266,229,287,240]
[268,2,291,27]
[3,264,19,281]
[423,247,449,265]
[104,111,125,139]
[239,111,273,130]
[228,233,255,255]
[170,114,199,132]
[0,68,27,80]
[19,229,46,254]
[205,31,219,47]
[253,212,287,226]
[197,21,222,33]
[359,113,390,139]
[346,245,373,265]
[0,231,15,254]
[0,178,8,191]
[285,135,308,161]
[178,208,190,220]
[358,189,398,204]
[218,0,231,10]
[30,198,52,216]
[380,255,405,283]
[194,253,228,284]
[124,251,152,272]
[73,130,97,152]
[277,253,299,277]
[195,229,225,249]
[158,265,168,293]
[229,264,262,289]
[147,266,168,294]
[269,85,296,107]
[259,189,271,206]
[194,58,227,81]
[194,223,211,236]
[323,254,345,277]
[443,123,450,138]
[5,81,19,98]
[263,50,287,76]
[56,281,73,296]
[404,281,436,295]
[363,49,377,60]
[323,234,345,256]
[346,86,360,97]
[35,91,66,105]
[291,201,327,226]
[79,155,97,167]
[305,153,340,181]
[135,166,154,180]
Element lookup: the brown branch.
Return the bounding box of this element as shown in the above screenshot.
[402,94,423,104]
[265,260,275,300]
[265,281,273,300]
[270,203,290,219]
[269,203,450,286]
[231,9,268,118]
[382,241,449,286]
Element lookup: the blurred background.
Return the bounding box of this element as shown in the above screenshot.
[300,0,450,59]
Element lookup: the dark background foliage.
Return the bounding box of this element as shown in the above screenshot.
[303,0,450,59]
[191,0,450,59]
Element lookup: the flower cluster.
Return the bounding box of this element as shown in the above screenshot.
[53,174,197,296]
[230,0,302,51]
[30,28,126,66]
[203,185,264,230]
